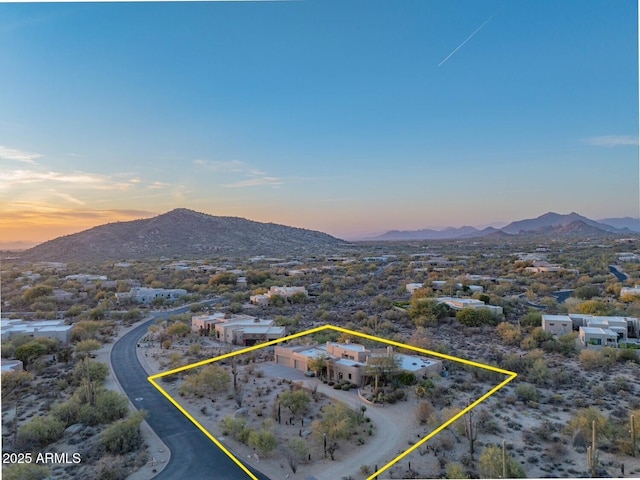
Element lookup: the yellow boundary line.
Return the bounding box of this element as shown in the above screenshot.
[147,324,517,480]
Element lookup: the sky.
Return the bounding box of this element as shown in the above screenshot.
[0,0,638,247]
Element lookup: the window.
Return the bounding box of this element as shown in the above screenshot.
[348,373,352,380]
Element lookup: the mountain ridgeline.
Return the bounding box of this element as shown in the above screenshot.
[373,212,639,241]
[21,209,349,262]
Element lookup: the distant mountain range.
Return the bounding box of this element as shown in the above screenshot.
[19,208,348,262]
[373,212,640,241]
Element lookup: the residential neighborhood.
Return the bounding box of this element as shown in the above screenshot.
[3,228,640,479]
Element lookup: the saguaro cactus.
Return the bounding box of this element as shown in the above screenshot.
[464,405,478,457]
[587,420,599,477]
[631,414,636,458]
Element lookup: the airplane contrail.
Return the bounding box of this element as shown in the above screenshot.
[438,14,494,67]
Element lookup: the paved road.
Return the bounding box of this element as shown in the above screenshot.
[111,304,269,480]
[609,265,629,282]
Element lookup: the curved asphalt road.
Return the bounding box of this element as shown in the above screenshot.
[111,307,270,480]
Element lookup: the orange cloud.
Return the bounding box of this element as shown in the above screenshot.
[0,207,157,245]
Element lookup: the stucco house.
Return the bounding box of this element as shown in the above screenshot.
[406,283,424,295]
[579,326,619,349]
[250,285,308,305]
[116,287,187,304]
[437,297,503,315]
[274,341,442,387]
[541,315,573,335]
[1,319,73,345]
[191,313,285,346]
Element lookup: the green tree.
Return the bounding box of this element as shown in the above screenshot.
[307,353,327,380]
[576,300,612,316]
[366,354,401,390]
[75,339,102,356]
[209,272,238,286]
[279,390,311,419]
[166,322,190,338]
[479,445,526,478]
[312,402,358,440]
[284,438,309,473]
[14,341,48,368]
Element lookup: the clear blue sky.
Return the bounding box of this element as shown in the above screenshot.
[0,0,638,245]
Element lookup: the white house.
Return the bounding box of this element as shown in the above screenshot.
[1,319,73,345]
[579,326,619,349]
[65,274,107,283]
[437,297,503,315]
[621,286,640,298]
[406,283,424,295]
[116,287,187,304]
[250,286,308,305]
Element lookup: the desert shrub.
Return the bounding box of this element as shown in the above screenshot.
[616,348,639,363]
[17,415,65,447]
[520,327,554,350]
[78,389,129,425]
[248,429,277,457]
[479,445,526,478]
[221,416,249,442]
[415,401,435,424]
[515,383,540,404]
[180,364,230,397]
[565,407,610,447]
[2,464,50,480]
[579,350,614,371]
[526,358,551,387]
[496,322,522,345]
[95,454,129,480]
[73,360,109,386]
[457,308,497,327]
[520,311,542,328]
[100,412,147,454]
[446,462,469,479]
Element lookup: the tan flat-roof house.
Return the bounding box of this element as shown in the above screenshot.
[437,297,503,315]
[274,342,442,387]
[191,313,285,346]
[579,326,619,349]
[250,285,308,305]
[542,315,573,335]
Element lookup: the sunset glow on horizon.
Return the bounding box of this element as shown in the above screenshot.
[1,1,638,249]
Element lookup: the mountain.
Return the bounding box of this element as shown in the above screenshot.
[371,212,635,241]
[373,226,480,241]
[501,212,623,235]
[529,220,618,238]
[20,208,348,262]
[598,216,640,232]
